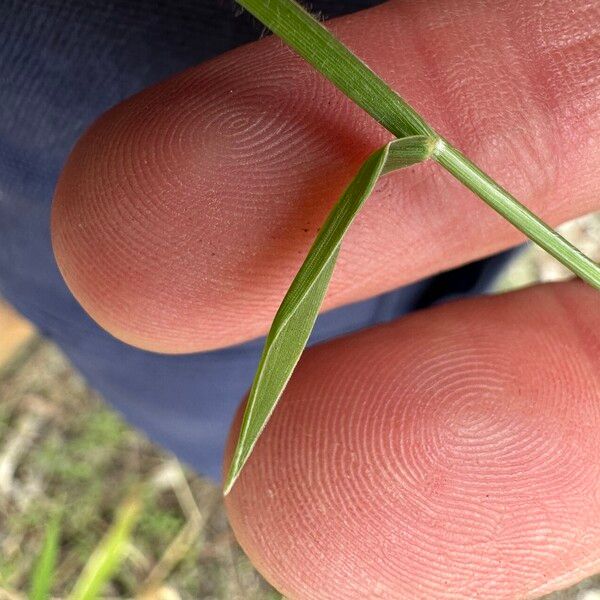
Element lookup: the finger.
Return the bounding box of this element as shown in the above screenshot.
[224,280,600,600]
[51,0,600,352]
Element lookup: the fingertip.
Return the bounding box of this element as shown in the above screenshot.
[52,0,600,353]
[50,34,379,353]
[224,282,600,599]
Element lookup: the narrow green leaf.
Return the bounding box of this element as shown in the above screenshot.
[29,513,61,600]
[69,492,141,600]
[224,136,434,494]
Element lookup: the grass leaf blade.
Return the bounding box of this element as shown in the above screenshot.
[29,513,61,600]
[224,136,434,494]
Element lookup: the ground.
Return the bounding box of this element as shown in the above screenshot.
[0,213,599,599]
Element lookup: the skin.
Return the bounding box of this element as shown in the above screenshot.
[52,0,599,354]
[225,281,600,599]
[50,0,600,597]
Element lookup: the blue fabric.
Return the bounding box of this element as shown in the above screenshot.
[0,0,513,481]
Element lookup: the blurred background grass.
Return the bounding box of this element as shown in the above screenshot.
[0,333,278,600]
[0,213,599,599]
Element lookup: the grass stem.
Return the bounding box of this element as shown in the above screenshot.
[237,0,432,138]
[433,138,600,289]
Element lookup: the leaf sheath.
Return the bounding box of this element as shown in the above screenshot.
[236,0,433,138]
[236,0,600,291]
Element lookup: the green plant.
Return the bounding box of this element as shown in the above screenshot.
[223,0,600,494]
[29,513,61,600]
[24,492,141,600]
[68,491,141,600]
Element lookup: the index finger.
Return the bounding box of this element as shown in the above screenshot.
[51,0,600,352]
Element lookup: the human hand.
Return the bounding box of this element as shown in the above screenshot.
[51,0,600,597]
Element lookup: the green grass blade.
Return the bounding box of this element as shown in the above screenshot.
[29,513,61,600]
[236,0,432,138]
[226,0,599,492]
[224,136,434,494]
[69,492,141,600]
